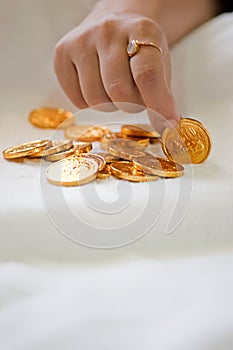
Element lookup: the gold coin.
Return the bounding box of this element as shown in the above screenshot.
[97,164,112,179]
[121,124,160,138]
[2,139,52,159]
[99,132,121,151]
[77,153,106,171]
[101,130,151,147]
[29,107,74,129]
[65,125,110,142]
[100,131,119,142]
[162,118,212,164]
[44,148,75,162]
[100,141,110,152]
[104,138,146,161]
[149,138,161,144]
[46,156,98,187]
[29,140,73,158]
[4,157,26,163]
[121,134,150,147]
[110,161,158,182]
[134,156,184,178]
[73,141,92,154]
[96,152,122,163]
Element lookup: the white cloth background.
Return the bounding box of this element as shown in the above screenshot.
[0,1,233,348]
[1,257,233,350]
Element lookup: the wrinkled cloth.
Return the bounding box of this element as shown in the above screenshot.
[0,1,233,349]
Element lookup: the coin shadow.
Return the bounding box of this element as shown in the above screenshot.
[191,160,223,181]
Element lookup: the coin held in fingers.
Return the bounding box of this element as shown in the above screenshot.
[162,117,212,164]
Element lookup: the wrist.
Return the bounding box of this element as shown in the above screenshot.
[93,0,162,22]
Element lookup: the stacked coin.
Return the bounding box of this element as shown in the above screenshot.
[2,108,212,186]
[97,138,184,182]
[2,139,93,162]
[2,140,53,159]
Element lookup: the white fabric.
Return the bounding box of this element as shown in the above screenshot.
[1,256,233,350]
[0,8,233,259]
[0,0,233,348]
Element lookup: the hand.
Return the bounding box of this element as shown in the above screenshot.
[54,10,180,132]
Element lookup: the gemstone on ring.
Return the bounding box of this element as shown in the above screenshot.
[127,40,139,57]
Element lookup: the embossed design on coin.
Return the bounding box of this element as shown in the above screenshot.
[46,156,98,186]
[162,118,212,164]
[78,153,106,171]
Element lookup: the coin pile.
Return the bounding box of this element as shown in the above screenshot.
[2,107,212,187]
[2,139,93,162]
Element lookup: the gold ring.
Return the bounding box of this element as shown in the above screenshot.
[127,39,162,58]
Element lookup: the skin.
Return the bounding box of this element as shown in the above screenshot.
[53,0,219,132]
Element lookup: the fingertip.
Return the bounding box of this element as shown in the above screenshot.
[147,108,181,135]
[162,118,180,130]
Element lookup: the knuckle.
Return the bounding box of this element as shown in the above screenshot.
[74,32,88,49]
[133,17,155,34]
[132,18,164,44]
[53,51,60,73]
[53,41,67,73]
[54,33,90,64]
[96,16,118,43]
[101,15,118,30]
[134,66,157,87]
[54,41,65,61]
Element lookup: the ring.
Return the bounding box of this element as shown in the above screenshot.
[127,39,162,58]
